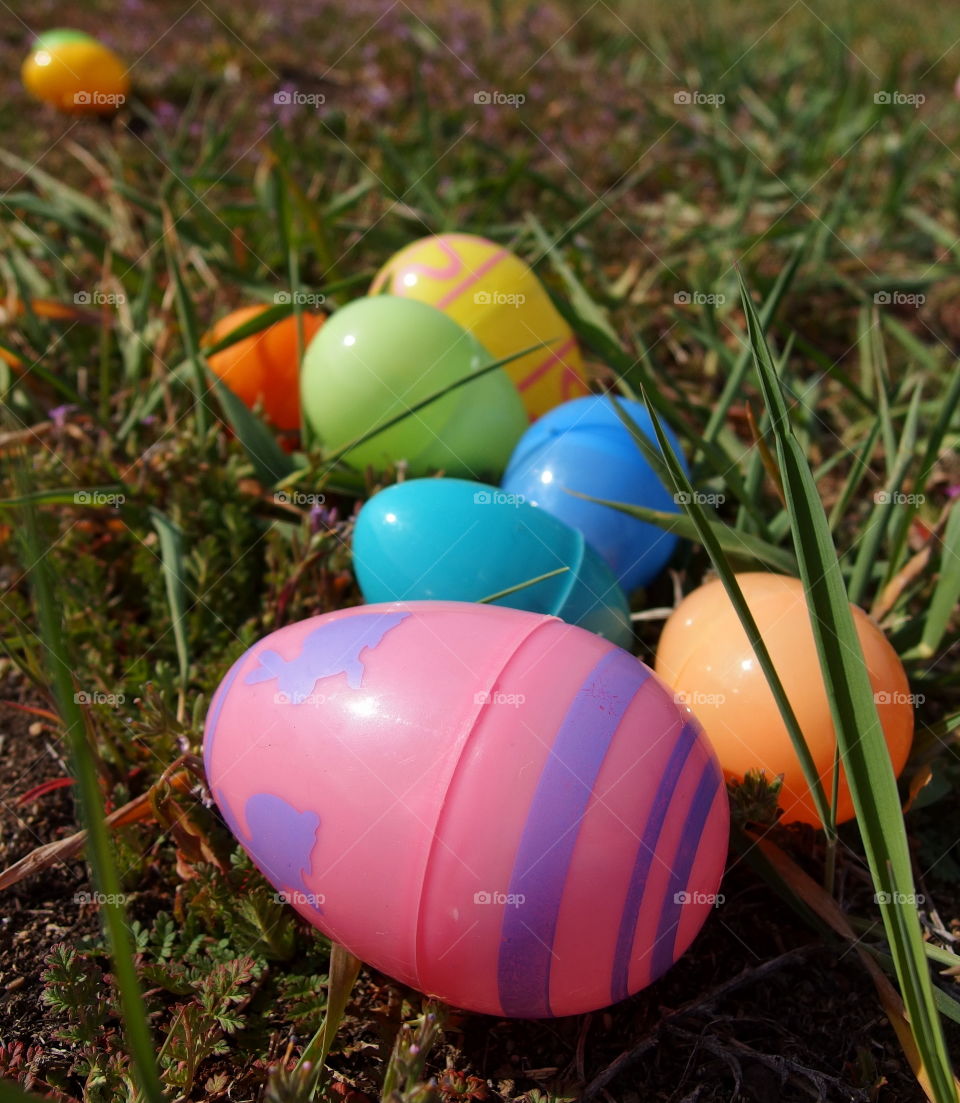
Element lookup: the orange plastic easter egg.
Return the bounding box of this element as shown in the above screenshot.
[655,573,913,826]
[205,307,324,432]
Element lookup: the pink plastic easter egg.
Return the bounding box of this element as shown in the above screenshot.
[204,601,729,1017]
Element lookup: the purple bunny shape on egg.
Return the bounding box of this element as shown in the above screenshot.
[243,792,321,906]
[244,610,410,699]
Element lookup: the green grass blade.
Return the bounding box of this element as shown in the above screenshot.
[635,393,834,832]
[162,211,208,436]
[700,230,810,449]
[15,467,165,1103]
[0,486,126,509]
[738,269,957,1103]
[847,385,922,606]
[205,366,297,487]
[918,503,960,659]
[827,419,882,534]
[477,566,570,604]
[318,342,543,474]
[148,507,190,696]
[571,490,796,574]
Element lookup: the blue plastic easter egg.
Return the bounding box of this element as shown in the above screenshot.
[501,396,688,593]
[352,478,633,647]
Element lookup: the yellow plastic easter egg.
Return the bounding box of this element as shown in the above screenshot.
[370,233,589,419]
[22,31,129,116]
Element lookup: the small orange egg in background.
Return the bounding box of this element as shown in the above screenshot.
[655,572,914,827]
[22,30,130,116]
[204,306,325,433]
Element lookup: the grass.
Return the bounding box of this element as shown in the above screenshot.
[1,0,959,1099]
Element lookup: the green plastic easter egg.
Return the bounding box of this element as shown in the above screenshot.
[301,296,527,480]
[33,29,97,49]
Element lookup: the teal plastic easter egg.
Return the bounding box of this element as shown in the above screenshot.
[352,478,633,647]
[300,297,527,481]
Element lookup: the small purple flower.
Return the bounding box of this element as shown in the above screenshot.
[48,404,77,428]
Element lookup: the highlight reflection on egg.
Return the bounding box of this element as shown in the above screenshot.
[655,573,914,825]
[205,601,729,1017]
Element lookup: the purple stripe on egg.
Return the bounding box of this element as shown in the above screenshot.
[609,721,699,1004]
[648,758,723,983]
[498,648,650,1018]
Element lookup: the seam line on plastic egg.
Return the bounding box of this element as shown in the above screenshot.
[410,613,557,993]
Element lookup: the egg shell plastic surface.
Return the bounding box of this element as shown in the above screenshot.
[300,296,527,481]
[23,38,129,114]
[502,396,689,593]
[655,572,914,825]
[204,601,729,1018]
[352,478,632,647]
[369,233,589,419]
[205,306,325,432]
